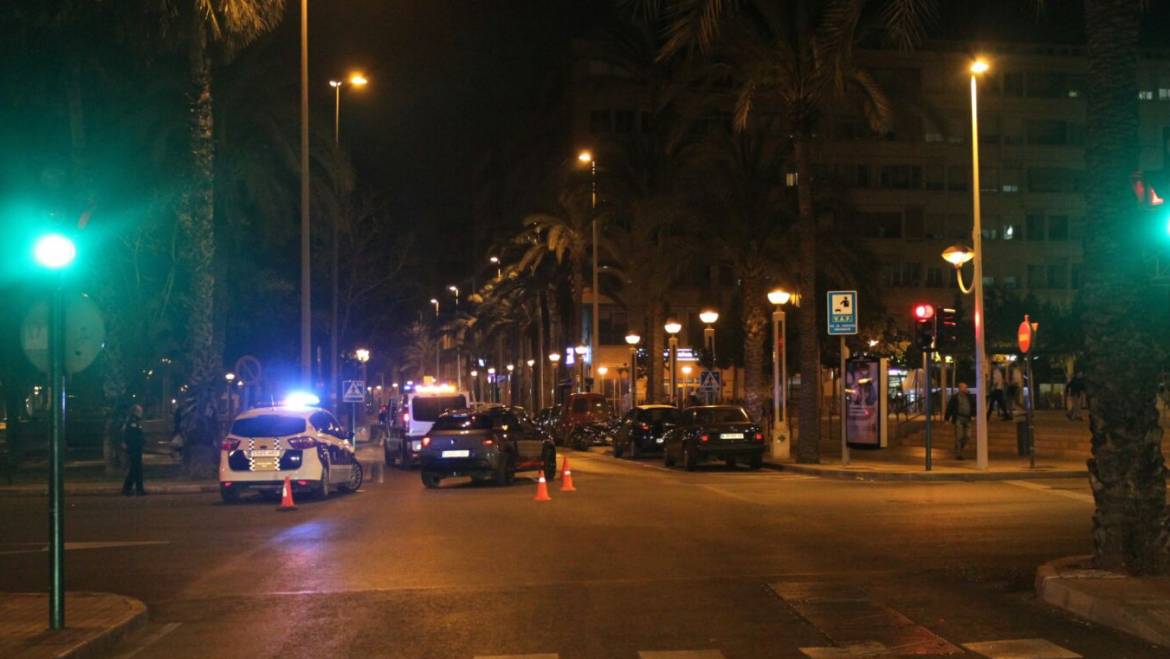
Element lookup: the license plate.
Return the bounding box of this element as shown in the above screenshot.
[441,450,470,458]
[721,433,744,440]
[251,449,281,458]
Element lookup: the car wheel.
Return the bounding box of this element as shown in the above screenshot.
[629,441,640,460]
[748,453,763,471]
[384,443,394,467]
[219,486,240,504]
[571,430,586,452]
[494,453,516,486]
[724,457,737,468]
[340,461,364,493]
[398,443,411,470]
[421,471,441,489]
[683,445,697,472]
[613,441,624,459]
[543,447,558,482]
[318,465,331,498]
[664,446,676,468]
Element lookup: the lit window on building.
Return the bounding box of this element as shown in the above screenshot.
[1160,89,1170,101]
[1003,225,1016,240]
[1139,90,1155,101]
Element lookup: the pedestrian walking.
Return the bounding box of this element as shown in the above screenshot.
[987,368,1012,420]
[945,382,977,460]
[122,404,147,496]
[1065,372,1086,421]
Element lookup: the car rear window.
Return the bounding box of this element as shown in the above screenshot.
[231,415,306,437]
[431,414,493,431]
[571,397,608,414]
[692,407,750,424]
[638,408,681,424]
[411,395,468,421]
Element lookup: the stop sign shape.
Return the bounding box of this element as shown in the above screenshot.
[1018,316,1034,353]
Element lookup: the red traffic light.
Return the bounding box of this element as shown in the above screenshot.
[913,304,935,320]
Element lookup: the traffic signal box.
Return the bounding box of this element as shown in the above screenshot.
[936,307,958,355]
[913,304,936,351]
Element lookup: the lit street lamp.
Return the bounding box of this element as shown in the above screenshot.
[448,285,461,390]
[353,348,371,432]
[548,352,562,406]
[664,319,681,405]
[625,332,640,411]
[225,372,237,423]
[768,288,792,458]
[699,308,719,402]
[33,232,76,630]
[966,57,991,470]
[578,150,600,393]
[526,359,536,410]
[574,345,588,392]
[489,255,501,280]
[488,367,497,403]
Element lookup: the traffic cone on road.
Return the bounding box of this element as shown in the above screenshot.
[534,474,552,502]
[277,476,297,511]
[560,456,576,492]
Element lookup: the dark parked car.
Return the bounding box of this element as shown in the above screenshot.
[555,393,615,450]
[418,406,557,488]
[662,405,766,471]
[613,405,681,459]
[534,406,561,435]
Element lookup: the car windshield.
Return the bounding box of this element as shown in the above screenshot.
[692,407,750,424]
[430,414,494,431]
[571,397,610,415]
[231,415,306,437]
[638,408,681,424]
[411,395,468,421]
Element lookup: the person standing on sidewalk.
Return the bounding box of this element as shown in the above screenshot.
[121,404,146,496]
[1065,372,1086,421]
[945,382,977,459]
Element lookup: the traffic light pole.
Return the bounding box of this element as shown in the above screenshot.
[923,351,932,471]
[49,278,66,629]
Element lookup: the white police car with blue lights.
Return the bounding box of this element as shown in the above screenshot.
[218,393,363,503]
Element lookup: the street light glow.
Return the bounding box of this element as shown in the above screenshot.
[329,80,343,88]
[33,234,77,270]
[699,309,719,325]
[577,150,593,163]
[970,59,990,75]
[625,333,641,345]
[526,359,535,367]
[548,352,561,363]
[664,320,682,335]
[489,256,499,264]
[574,345,588,355]
[349,72,368,86]
[941,244,975,267]
[598,366,608,376]
[767,289,791,306]
[225,372,236,382]
[355,348,370,363]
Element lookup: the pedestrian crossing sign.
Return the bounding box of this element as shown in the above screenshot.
[827,290,858,335]
[343,380,366,403]
[699,370,721,393]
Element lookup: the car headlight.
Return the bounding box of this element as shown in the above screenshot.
[410,441,422,451]
[656,438,664,443]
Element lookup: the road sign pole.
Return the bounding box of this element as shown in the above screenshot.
[840,336,849,466]
[49,279,65,629]
[923,351,932,471]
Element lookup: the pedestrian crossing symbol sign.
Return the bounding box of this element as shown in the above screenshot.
[343,380,366,403]
[699,370,721,393]
[827,290,858,335]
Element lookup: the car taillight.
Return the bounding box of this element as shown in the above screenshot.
[699,434,710,443]
[221,439,239,451]
[754,432,765,441]
[639,423,650,431]
[403,412,410,422]
[422,436,431,448]
[482,436,495,447]
[288,435,317,449]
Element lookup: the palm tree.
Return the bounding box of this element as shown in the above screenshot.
[1075,0,1169,574]
[634,0,934,463]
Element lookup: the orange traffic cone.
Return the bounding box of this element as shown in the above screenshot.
[534,474,552,502]
[277,476,297,511]
[560,456,576,492]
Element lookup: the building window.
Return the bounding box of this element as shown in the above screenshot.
[926,267,943,288]
[1140,90,1155,101]
[1071,264,1082,289]
[947,213,969,240]
[1027,72,1067,98]
[1028,265,1045,289]
[590,110,611,133]
[1001,167,1021,192]
[785,172,798,187]
[980,115,1001,144]
[1026,214,1045,241]
[1160,88,1170,101]
[1047,263,1067,289]
[1026,119,1069,145]
[1004,71,1024,97]
[1048,215,1069,240]
[613,110,635,134]
[1002,272,1019,288]
[888,262,921,288]
[924,131,944,143]
[879,165,921,190]
[924,164,944,190]
[1002,224,1016,240]
[855,212,903,239]
[905,207,925,240]
[947,165,968,192]
[1028,167,1081,193]
[925,214,946,240]
[980,167,999,192]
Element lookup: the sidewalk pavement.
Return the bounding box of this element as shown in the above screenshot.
[0,481,219,497]
[764,444,1088,481]
[1036,556,1170,648]
[0,592,147,658]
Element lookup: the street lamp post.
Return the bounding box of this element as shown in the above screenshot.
[699,309,719,402]
[969,57,990,470]
[578,150,600,393]
[429,299,440,378]
[625,333,640,412]
[354,348,370,434]
[664,319,681,405]
[224,372,236,423]
[329,72,368,415]
[526,359,536,410]
[506,364,515,405]
[768,289,792,458]
[33,233,76,630]
[598,365,609,407]
[448,285,461,391]
[299,0,311,387]
[489,256,501,280]
[470,369,479,402]
[548,352,562,405]
[574,345,587,392]
[487,367,497,403]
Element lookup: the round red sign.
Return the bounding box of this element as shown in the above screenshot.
[1018,317,1033,354]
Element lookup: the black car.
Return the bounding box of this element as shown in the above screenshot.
[662,405,766,471]
[418,406,557,488]
[613,405,681,458]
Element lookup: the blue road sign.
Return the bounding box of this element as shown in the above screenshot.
[827,290,858,335]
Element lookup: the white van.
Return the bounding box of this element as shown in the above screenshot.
[384,386,470,468]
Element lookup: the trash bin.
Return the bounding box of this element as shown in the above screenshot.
[1016,420,1030,456]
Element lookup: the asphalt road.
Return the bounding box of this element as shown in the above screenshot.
[0,448,1161,658]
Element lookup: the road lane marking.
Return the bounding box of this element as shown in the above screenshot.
[475,654,558,659]
[962,638,1081,658]
[113,622,182,658]
[800,642,889,657]
[698,484,761,503]
[0,540,170,555]
[1004,480,1093,504]
[639,651,726,659]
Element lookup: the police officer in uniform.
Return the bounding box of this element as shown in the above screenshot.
[122,404,147,496]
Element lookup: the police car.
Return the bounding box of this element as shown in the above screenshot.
[219,394,363,503]
[385,384,470,468]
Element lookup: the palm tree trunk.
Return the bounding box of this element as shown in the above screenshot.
[741,270,768,423]
[572,254,586,347]
[1082,0,1169,574]
[794,137,820,463]
[648,302,664,403]
[178,21,220,477]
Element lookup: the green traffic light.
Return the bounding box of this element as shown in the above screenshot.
[33,234,76,270]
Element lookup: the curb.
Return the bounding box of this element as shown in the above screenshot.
[763,461,1088,481]
[0,483,218,497]
[1036,555,1170,648]
[0,592,148,659]
[60,592,149,659]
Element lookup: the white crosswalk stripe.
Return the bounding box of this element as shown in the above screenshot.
[962,638,1082,659]
[638,651,727,659]
[474,654,559,659]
